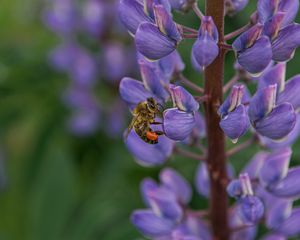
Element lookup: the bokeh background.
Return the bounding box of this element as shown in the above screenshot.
[0,1,300,239]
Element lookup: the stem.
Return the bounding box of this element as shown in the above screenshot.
[174,146,205,161]
[192,2,204,19]
[226,136,256,157]
[204,0,230,239]
[178,74,204,93]
[223,74,240,93]
[178,24,198,34]
[224,23,251,41]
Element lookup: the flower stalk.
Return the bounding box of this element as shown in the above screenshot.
[204,0,230,239]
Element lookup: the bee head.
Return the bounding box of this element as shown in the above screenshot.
[146,98,157,112]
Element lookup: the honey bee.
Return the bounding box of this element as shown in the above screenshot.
[125,98,164,144]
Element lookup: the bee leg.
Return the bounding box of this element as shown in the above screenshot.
[151,122,163,125]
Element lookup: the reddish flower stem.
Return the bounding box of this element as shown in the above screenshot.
[204,0,230,239]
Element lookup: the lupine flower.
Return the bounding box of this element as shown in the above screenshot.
[132,168,211,239]
[43,0,78,34]
[218,84,250,142]
[248,84,296,140]
[228,173,264,224]
[258,147,291,189]
[135,4,182,60]
[233,24,272,75]
[82,0,107,36]
[257,0,300,62]
[63,85,101,136]
[192,16,219,70]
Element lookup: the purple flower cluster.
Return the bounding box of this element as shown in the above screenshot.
[132,168,211,239]
[117,0,300,239]
[44,0,137,136]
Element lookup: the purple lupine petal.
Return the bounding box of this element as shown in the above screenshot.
[258,63,286,93]
[199,16,218,42]
[69,49,97,87]
[144,0,171,19]
[182,215,212,240]
[195,162,210,198]
[194,111,206,138]
[153,4,181,42]
[259,147,291,188]
[270,167,300,198]
[237,36,272,75]
[238,196,264,224]
[68,109,100,136]
[263,12,285,40]
[147,187,183,221]
[242,152,267,179]
[276,208,300,237]
[230,207,258,240]
[135,22,177,60]
[125,130,173,166]
[278,0,299,27]
[82,0,106,36]
[233,24,263,52]
[220,105,250,141]
[159,50,185,80]
[257,0,278,23]
[277,75,300,111]
[163,108,196,141]
[249,84,277,123]
[219,84,245,117]
[272,23,300,62]
[159,168,192,204]
[169,85,199,112]
[259,114,300,149]
[266,199,292,229]
[227,179,243,199]
[191,50,202,72]
[43,0,78,34]
[139,60,169,100]
[254,102,296,140]
[140,178,159,207]
[192,33,219,69]
[131,209,175,237]
[119,77,152,107]
[261,233,286,240]
[118,0,152,35]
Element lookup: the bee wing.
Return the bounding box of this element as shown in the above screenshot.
[124,114,139,140]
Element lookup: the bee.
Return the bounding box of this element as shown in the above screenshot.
[125,98,164,144]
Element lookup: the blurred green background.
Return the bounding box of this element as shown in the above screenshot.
[0,1,300,240]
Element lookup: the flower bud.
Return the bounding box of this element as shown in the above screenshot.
[192,16,219,70]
